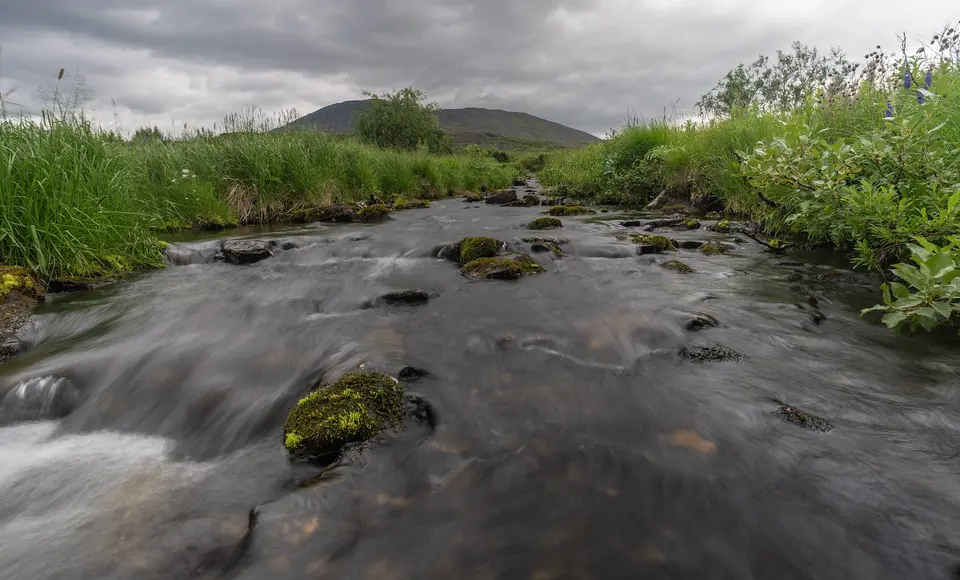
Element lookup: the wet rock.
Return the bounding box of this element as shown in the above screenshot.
[0,267,40,364]
[403,393,437,430]
[220,240,274,265]
[548,205,594,216]
[527,217,563,230]
[775,405,834,432]
[357,203,391,222]
[632,234,675,255]
[46,277,117,293]
[685,313,719,331]
[461,253,545,280]
[541,198,562,207]
[643,216,686,230]
[712,219,732,233]
[679,344,745,363]
[683,219,702,230]
[462,192,484,202]
[622,220,644,227]
[301,203,355,223]
[512,177,526,186]
[0,376,80,425]
[435,243,462,261]
[372,290,432,307]
[673,240,707,250]
[705,211,722,219]
[524,237,566,257]
[699,243,727,256]
[485,190,518,205]
[282,370,406,461]
[661,260,695,274]
[398,366,430,382]
[459,237,503,263]
[504,194,540,207]
[391,196,430,210]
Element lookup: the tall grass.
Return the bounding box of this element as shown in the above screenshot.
[0,114,517,278]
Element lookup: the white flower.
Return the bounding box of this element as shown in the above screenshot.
[182,168,190,175]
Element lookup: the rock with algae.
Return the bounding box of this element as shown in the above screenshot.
[699,242,727,256]
[282,370,406,460]
[661,260,695,273]
[459,236,503,263]
[391,195,430,210]
[357,204,391,222]
[547,205,594,217]
[631,234,675,254]
[461,253,545,280]
[527,217,563,230]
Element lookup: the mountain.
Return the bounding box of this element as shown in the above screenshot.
[283,99,600,148]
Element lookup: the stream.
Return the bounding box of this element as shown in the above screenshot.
[2,184,960,579]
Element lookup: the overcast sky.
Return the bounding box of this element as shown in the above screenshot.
[0,1,956,136]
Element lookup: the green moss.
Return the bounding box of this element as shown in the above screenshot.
[547,205,593,216]
[528,217,563,230]
[769,238,785,248]
[282,370,405,459]
[196,214,240,231]
[392,195,430,210]
[699,242,726,256]
[459,236,502,263]
[0,266,41,301]
[630,234,675,253]
[683,219,701,230]
[662,204,685,214]
[358,203,390,222]
[661,260,695,273]
[461,253,545,279]
[705,211,722,219]
[462,192,484,202]
[715,220,731,233]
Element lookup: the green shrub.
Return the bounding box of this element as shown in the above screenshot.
[354,87,449,153]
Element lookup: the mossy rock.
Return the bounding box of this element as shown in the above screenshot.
[0,267,41,302]
[459,236,502,263]
[630,234,675,254]
[683,219,701,230]
[699,243,726,256]
[462,192,484,202]
[715,220,731,233]
[357,204,390,222]
[527,217,563,230]
[195,214,240,231]
[391,195,430,210]
[705,211,722,219]
[282,370,405,460]
[547,205,593,217]
[461,253,545,280]
[662,204,686,214]
[661,260,695,273]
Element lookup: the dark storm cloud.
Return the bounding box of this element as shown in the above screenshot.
[1,1,956,134]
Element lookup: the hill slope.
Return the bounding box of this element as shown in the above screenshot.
[284,99,600,147]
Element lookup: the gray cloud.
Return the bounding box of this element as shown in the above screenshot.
[1,0,956,135]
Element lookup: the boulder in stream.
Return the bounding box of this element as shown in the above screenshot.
[485,190,518,205]
[0,376,80,425]
[632,234,675,255]
[459,237,503,263]
[775,404,834,432]
[547,205,594,216]
[661,260,695,273]
[220,240,274,265]
[282,370,406,460]
[390,196,430,210]
[371,290,432,307]
[679,344,745,363]
[462,192,484,202]
[461,253,545,280]
[357,204,391,222]
[527,217,563,230]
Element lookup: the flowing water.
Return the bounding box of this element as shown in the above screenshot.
[2,186,960,579]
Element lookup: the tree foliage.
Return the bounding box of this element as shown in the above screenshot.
[354,87,450,153]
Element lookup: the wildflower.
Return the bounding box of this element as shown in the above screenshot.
[903,71,912,89]
[925,70,933,89]
[885,101,894,120]
[182,168,190,175]
[917,91,925,105]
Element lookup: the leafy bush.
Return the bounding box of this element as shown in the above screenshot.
[354,87,450,153]
[862,236,960,332]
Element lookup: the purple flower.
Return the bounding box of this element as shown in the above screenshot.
[885,101,895,119]
[917,90,925,105]
[925,70,933,89]
[903,71,912,89]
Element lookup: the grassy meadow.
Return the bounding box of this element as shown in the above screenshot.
[0,113,517,279]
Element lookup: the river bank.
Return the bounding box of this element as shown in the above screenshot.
[2,177,959,579]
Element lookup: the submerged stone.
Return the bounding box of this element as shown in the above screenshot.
[775,405,834,432]
[661,260,695,273]
[527,217,563,230]
[398,366,430,382]
[373,290,432,307]
[685,313,719,331]
[548,205,593,217]
[679,344,745,363]
[459,237,503,264]
[461,253,545,280]
[357,204,390,222]
[282,370,405,460]
[220,240,273,265]
[0,376,80,425]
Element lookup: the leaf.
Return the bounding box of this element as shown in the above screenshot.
[881,283,892,305]
[930,302,953,320]
[891,264,925,289]
[892,296,923,309]
[926,253,956,280]
[881,311,908,329]
[913,236,937,252]
[889,282,910,300]
[861,305,889,315]
[949,191,960,215]
[914,307,938,321]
